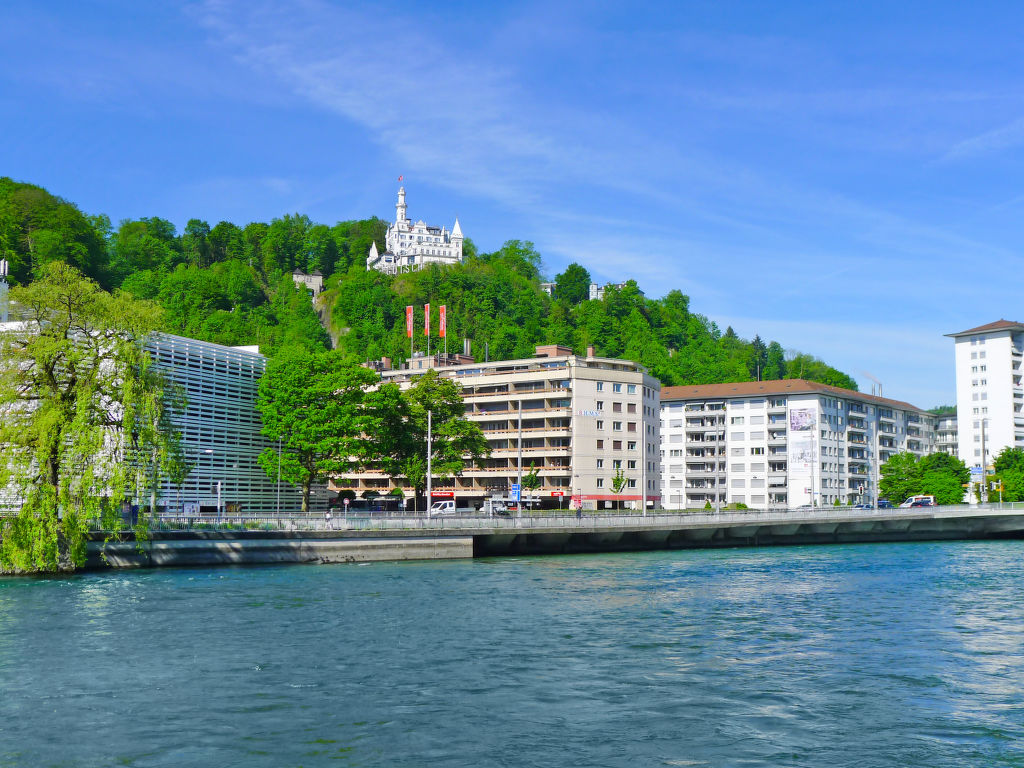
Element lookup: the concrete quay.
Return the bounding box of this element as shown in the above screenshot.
[83,505,1024,569]
[85,534,473,570]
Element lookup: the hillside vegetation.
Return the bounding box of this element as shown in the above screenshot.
[0,177,856,389]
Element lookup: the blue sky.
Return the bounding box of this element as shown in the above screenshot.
[2,1,1022,408]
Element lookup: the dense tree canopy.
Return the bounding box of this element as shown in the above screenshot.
[0,177,859,392]
[879,451,969,505]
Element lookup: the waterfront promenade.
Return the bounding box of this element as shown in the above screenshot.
[86,503,1024,569]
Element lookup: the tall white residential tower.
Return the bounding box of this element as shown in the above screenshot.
[946,320,1024,469]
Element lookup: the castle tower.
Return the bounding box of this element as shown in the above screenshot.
[396,186,407,224]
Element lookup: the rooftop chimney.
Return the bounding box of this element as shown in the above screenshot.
[587,344,595,359]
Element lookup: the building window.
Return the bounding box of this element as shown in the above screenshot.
[596,420,604,430]
[750,447,765,455]
[613,402,622,413]
[627,384,637,394]
[627,422,637,432]
[596,478,604,488]
[613,440,622,450]
[613,460,622,469]
[613,383,622,393]
[627,460,636,469]
[596,459,604,469]
[613,421,622,431]
[597,440,604,449]
[731,416,745,425]
[596,401,604,411]
[627,479,637,488]
[627,403,637,414]
[596,382,604,391]
[627,441,637,450]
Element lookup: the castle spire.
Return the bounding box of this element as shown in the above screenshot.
[396,186,407,223]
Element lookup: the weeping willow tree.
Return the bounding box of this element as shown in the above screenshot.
[0,262,181,572]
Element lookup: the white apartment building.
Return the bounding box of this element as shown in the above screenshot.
[660,380,936,510]
[946,320,1024,469]
[346,345,661,510]
[935,414,958,456]
[366,187,463,274]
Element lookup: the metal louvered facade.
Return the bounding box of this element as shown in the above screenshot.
[146,333,328,516]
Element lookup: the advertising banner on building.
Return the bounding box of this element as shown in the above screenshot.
[789,407,817,478]
[424,303,430,336]
[406,305,413,337]
[439,305,446,337]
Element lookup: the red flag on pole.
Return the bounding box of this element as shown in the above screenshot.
[424,304,430,336]
[398,175,403,182]
[406,306,413,338]
[439,305,446,338]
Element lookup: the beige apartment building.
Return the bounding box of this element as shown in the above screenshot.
[345,345,661,510]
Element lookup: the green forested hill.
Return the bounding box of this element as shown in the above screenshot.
[0,177,856,389]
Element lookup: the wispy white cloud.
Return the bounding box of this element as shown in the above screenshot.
[941,116,1024,162]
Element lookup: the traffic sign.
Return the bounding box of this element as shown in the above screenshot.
[510,483,521,501]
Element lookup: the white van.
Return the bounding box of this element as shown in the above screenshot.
[428,500,457,516]
[899,495,936,508]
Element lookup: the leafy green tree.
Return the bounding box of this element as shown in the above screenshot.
[111,217,181,279]
[994,447,1024,474]
[763,341,786,380]
[208,221,245,263]
[611,468,628,510]
[554,262,591,304]
[0,263,173,572]
[522,461,541,509]
[879,452,922,505]
[183,219,212,267]
[919,452,969,485]
[361,370,489,509]
[0,177,111,287]
[1000,469,1024,502]
[920,470,966,505]
[256,349,377,514]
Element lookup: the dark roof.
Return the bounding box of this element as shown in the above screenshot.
[946,319,1024,337]
[660,378,925,413]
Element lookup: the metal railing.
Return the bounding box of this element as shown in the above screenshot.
[82,501,1024,535]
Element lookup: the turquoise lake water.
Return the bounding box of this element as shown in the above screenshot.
[2,541,1024,767]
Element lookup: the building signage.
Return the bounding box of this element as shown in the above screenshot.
[551,491,565,497]
[510,483,521,501]
[576,409,599,417]
[430,490,455,498]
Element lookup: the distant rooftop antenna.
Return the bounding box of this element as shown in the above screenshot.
[863,371,882,398]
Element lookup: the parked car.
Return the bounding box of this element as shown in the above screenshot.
[428,500,457,516]
[852,504,872,509]
[478,498,510,516]
[909,499,935,507]
[877,498,894,509]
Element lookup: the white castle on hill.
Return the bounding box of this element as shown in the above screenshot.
[366,187,464,274]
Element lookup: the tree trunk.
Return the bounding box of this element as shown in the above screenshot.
[302,474,312,515]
